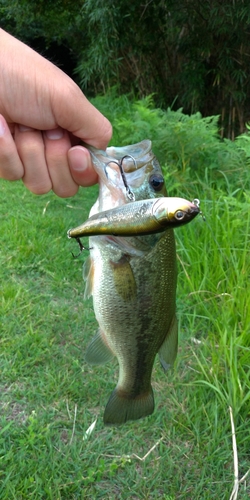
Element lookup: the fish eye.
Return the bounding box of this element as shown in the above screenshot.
[149,174,165,191]
[175,210,185,220]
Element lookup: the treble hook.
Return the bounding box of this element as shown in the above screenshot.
[71,237,92,258]
[105,155,136,201]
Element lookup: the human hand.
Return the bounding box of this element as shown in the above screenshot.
[0,29,112,197]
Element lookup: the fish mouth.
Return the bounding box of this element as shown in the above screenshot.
[86,140,165,204]
[105,140,153,172]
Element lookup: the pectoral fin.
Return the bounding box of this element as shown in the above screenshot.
[85,329,114,365]
[110,255,137,301]
[158,315,178,371]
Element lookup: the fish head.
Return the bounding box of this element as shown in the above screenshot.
[88,140,167,214]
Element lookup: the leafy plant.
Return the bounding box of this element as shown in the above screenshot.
[1,0,250,135]
[91,92,250,194]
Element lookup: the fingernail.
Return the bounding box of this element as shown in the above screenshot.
[68,146,88,171]
[45,128,64,140]
[0,115,6,137]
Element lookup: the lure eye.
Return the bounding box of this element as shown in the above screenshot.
[175,210,185,221]
[149,174,165,192]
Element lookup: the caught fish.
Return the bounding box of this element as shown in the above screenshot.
[68,140,199,425]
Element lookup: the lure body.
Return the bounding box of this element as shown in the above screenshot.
[68,196,199,238]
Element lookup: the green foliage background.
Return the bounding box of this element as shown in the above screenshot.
[1,0,250,136]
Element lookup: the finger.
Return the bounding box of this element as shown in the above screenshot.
[0,114,24,180]
[68,146,98,187]
[44,128,79,197]
[1,30,112,150]
[14,125,52,194]
[51,79,113,149]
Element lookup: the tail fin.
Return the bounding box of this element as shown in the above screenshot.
[103,387,154,425]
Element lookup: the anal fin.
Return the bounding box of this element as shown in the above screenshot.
[85,329,114,365]
[158,314,178,371]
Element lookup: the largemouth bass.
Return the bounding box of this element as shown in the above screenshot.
[68,140,199,425]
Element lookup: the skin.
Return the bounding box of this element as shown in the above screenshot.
[0,29,112,197]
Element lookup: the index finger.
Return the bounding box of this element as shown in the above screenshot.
[51,78,112,150]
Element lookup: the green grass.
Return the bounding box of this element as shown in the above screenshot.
[0,178,249,499]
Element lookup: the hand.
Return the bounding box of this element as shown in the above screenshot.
[0,29,112,197]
